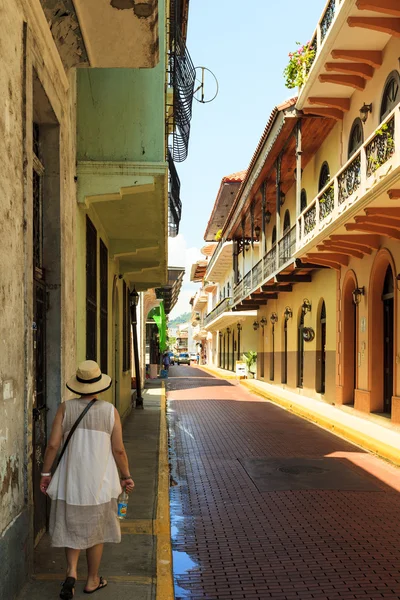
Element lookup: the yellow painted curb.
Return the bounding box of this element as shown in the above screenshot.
[198,364,237,380]
[199,364,400,466]
[242,379,400,466]
[156,382,174,600]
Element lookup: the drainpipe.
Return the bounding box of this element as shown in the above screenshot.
[129,287,144,409]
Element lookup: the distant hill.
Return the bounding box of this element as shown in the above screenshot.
[168,312,191,328]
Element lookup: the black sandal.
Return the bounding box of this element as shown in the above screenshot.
[60,576,76,599]
[83,576,108,594]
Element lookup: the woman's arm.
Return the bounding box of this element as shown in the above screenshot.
[111,408,134,492]
[40,403,65,494]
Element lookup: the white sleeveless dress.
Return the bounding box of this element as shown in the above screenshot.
[47,399,122,549]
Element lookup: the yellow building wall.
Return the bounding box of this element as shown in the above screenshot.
[76,205,132,418]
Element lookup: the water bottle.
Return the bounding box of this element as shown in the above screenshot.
[117,490,129,520]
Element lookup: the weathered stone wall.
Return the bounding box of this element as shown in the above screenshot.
[0,1,77,597]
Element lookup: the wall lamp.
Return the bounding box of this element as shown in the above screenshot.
[260,317,267,327]
[265,210,272,225]
[284,306,293,320]
[254,225,261,239]
[270,312,278,325]
[280,192,286,206]
[226,327,231,334]
[219,331,223,338]
[302,298,312,314]
[253,320,260,331]
[237,323,242,331]
[359,103,372,124]
[352,286,365,305]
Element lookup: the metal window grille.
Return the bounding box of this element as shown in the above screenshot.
[33,123,45,277]
[168,151,182,236]
[86,216,97,361]
[100,240,108,374]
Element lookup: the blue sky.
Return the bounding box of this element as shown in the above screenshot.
[168,0,325,318]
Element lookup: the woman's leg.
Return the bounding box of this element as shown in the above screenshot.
[65,547,80,579]
[85,543,107,591]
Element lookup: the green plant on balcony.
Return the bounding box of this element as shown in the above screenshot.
[242,351,257,378]
[367,123,395,173]
[283,41,316,89]
[215,229,223,241]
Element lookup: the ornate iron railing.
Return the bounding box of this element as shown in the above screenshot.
[338,152,361,205]
[168,152,182,237]
[320,0,336,41]
[204,297,232,327]
[168,21,195,163]
[264,245,276,280]
[278,226,296,267]
[297,106,399,249]
[253,260,263,289]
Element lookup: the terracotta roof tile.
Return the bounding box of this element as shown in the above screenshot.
[222,170,247,183]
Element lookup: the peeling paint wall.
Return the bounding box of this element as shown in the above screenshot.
[0,0,77,597]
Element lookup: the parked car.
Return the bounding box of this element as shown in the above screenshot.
[177,352,190,365]
[168,351,175,366]
[189,352,197,362]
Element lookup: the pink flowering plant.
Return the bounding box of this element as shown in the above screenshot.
[283,41,316,89]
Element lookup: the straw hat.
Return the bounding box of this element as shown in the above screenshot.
[66,360,112,396]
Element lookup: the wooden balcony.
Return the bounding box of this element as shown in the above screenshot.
[297,105,400,253]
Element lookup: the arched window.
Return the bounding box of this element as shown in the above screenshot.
[318,162,330,191]
[300,189,307,212]
[380,71,400,121]
[272,226,277,246]
[348,118,364,158]
[283,210,291,233]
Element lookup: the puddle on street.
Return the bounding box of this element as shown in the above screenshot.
[173,550,198,599]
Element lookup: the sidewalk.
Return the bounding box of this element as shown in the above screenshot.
[199,364,400,465]
[18,385,173,600]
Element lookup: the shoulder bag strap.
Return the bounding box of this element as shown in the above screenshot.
[56,399,97,467]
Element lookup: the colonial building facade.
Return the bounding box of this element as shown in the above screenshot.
[192,0,400,433]
[0,0,191,597]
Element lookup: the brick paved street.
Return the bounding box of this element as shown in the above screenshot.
[166,366,400,600]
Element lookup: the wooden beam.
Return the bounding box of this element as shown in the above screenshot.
[261,284,293,293]
[356,0,400,17]
[365,207,400,221]
[275,274,312,283]
[233,305,260,311]
[319,74,366,90]
[302,107,344,120]
[347,17,400,37]
[294,260,329,270]
[354,215,400,230]
[308,97,351,111]
[325,62,374,79]
[323,240,372,255]
[250,293,278,300]
[329,234,381,248]
[302,258,341,270]
[306,253,349,266]
[345,223,400,240]
[317,244,364,259]
[388,189,400,199]
[331,49,383,67]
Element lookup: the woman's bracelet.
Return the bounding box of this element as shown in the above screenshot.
[120,476,132,480]
[41,472,51,477]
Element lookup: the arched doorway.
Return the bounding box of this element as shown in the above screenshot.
[319,301,326,394]
[383,266,394,414]
[342,273,357,405]
[369,251,396,414]
[297,309,305,388]
[282,317,288,384]
[319,162,330,191]
[380,70,400,121]
[270,320,275,381]
[282,210,291,263]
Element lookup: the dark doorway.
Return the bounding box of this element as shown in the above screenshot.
[383,267,394,414]
[232,330,235,372]
[282,318,288,384]
[320,301,326,394]
[297,310,305,388]
[270,323,275,381]
[237,326,241,361]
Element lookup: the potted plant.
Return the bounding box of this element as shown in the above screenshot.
[283,41,316,89]
[243,351,257,379]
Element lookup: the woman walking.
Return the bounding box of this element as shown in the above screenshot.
[40,360,135,598]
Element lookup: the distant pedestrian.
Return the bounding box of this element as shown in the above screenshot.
[40,361,135,599]
[163,352,171,372]
[196,353,200,365]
